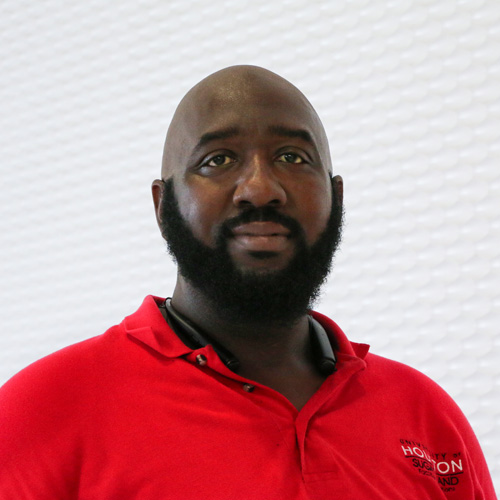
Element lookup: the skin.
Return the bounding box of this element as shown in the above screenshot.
[152,65,343,410]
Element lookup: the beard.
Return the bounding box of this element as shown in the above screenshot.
[159,178,344,327]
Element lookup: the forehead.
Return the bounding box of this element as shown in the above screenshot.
[184,84,321,144]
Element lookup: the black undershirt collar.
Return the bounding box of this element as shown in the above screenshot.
[161,298,337,375]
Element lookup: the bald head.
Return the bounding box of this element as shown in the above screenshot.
[161,65,332,179]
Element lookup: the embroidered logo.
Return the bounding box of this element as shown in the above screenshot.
[399,439,464,494]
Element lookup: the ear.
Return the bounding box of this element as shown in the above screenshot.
[331,175,343,207]
[151,179,164,229]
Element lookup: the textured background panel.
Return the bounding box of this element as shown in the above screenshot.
[1,0,499,489]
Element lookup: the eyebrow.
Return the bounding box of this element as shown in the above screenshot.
[191,124,315,155]
[193,127,240,153]
[267,125,314,144]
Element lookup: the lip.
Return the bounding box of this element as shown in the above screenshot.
[229,222,292,254]
[231,221,290,237]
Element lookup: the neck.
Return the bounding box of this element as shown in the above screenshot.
[170,277,312,372]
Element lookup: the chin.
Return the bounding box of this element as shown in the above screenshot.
[234,253,293,274]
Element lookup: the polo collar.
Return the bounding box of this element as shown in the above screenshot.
[123,295,193,358]
[123,295,370,363]
[310,310,370,361]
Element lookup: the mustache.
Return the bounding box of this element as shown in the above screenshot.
[220,206,304,239]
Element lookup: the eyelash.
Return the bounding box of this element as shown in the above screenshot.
[201,152,307,168]
[276,152,305,164]
[203,154,235,167]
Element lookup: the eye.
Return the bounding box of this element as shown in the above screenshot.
[276,152,305,164]
[204,154,235,167]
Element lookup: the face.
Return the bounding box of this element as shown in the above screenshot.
[153,69,344,325]
[163,82,334,275]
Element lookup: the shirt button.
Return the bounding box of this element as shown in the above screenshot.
[243,383,255,393]
[196,354,207,366]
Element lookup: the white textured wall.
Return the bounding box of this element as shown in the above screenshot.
[1,0,498,490]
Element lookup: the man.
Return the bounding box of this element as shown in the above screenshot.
[0,66,496,499]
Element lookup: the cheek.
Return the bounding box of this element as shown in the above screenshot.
[176,186,224,247]
[298,185,332,244]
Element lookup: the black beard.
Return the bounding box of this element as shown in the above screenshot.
[159,178,344,327]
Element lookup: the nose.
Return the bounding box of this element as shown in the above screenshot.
[232,155,287,208]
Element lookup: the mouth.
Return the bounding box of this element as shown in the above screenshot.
[231,221,291,238]
[230,222,291,253]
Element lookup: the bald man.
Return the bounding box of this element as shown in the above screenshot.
[0,66,496,500]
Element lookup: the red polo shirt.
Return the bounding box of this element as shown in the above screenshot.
[0,296,496,499]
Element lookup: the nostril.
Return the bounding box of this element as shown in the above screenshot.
[237,198,282,209]
[237,200,253,207]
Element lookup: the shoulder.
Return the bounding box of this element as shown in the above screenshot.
[363,351,439,386]
[363,351,464,413]
[359,351,489,463]
[0,325,122,425]
[0,295,171,424]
